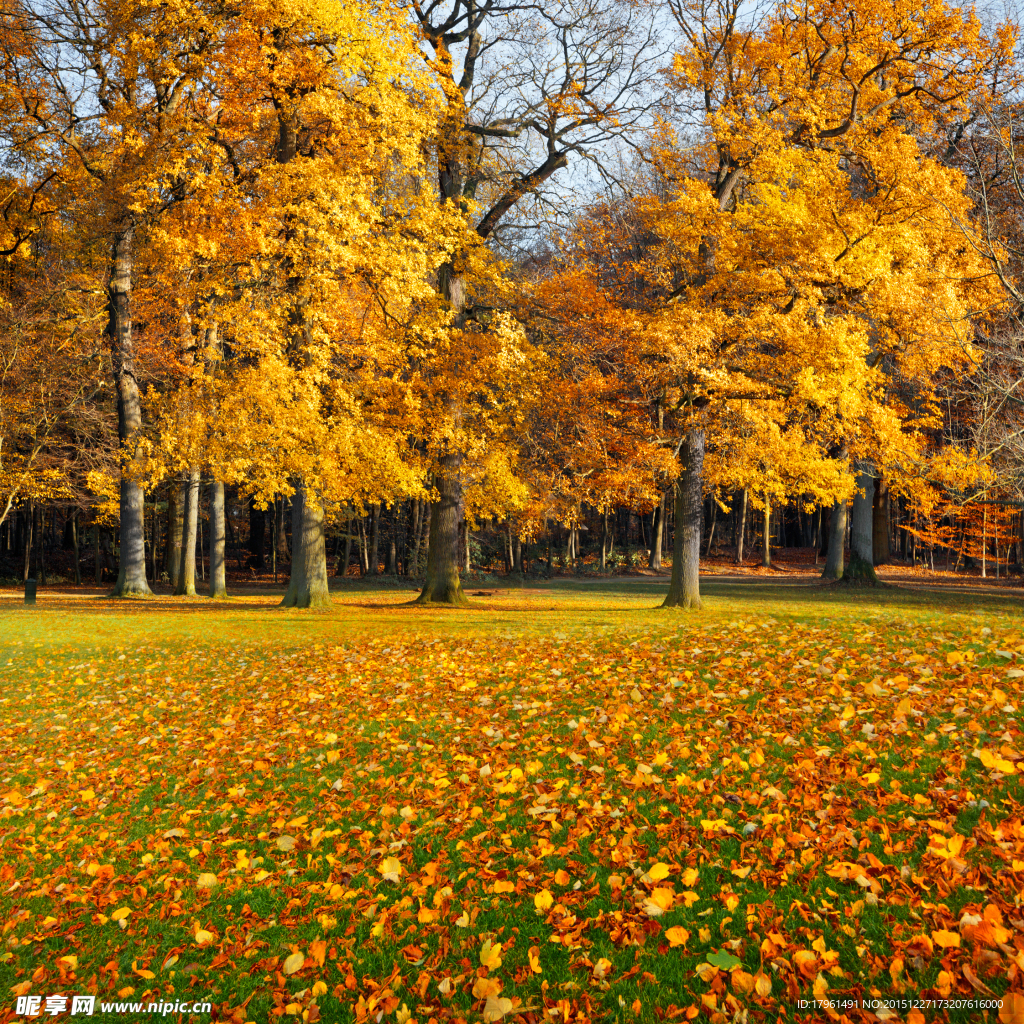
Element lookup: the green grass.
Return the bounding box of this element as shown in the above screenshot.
[1,578,1022,1024]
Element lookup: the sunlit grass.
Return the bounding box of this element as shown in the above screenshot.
[1,580,1021,1023]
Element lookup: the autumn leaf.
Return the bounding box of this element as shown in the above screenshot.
[932,929,961,949]
[528,946,542,974]
[642,887,675,916]
[483,994,514,1021]
[480,939,502,970]
[379,856,403,882]
[282,952,305,975]
[647,862,671,882]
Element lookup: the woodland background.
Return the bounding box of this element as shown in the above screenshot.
[2,0,1024,609]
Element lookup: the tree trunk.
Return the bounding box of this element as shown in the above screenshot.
[281,478,331,609]
[822,499,848,580]
[662,429,704,609]
[417,452,467,605]
[94,524,103,584]
[209,478,227,599]
[175,469,200,596]
[513,533,523,573]
[165,480,184,588]
[650,493,665,569]
[851,465,875,565]
[735,489,747,563]
[108,225,151,597]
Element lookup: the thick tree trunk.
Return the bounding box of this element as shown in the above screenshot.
[822,499,848,580]
[662,429,704,610]
[209,479,227,599]
[281,478,331,609]
[165,480,184,588]
[735,489,747,563]
[108,225,152,597]
[417,453,467,605]
[851,465,875,565]
[650,493,665,569]
[513,534,523,573]
[175,469,200,596]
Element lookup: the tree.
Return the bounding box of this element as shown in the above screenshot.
[410,0,667,604]
[167,0,464,608]
[643,0,1011,603]
[3,0,227,596]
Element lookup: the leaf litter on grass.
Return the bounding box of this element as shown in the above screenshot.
[1,615,1024,1023]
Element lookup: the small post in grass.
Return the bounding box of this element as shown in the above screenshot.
[25,577,37,605]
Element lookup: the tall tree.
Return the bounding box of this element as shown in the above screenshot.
[411,0,666,604]
[644,0,1011,604]
[3,0,225,596]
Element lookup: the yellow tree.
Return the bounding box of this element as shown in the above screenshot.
[637,0,1013,605]
[2,0,226,596]
[410,0,667,604]
[166,0,465,608]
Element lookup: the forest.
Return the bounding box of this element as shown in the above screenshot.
[2,0,1023,609]
[4,1,1024,1022]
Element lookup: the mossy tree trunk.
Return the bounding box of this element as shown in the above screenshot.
[662,429,704,610]
[174,469,200,596]
[282,479,331,609]
[822,498,848,580]
[209,478,227,599]
[165,480,184,588]
[417,452,468,606]
[850,464,875,566]
[109,224,152,597]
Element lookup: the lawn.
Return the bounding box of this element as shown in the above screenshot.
[1,579,1023,1024]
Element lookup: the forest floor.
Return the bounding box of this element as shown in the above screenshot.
[1,580,1023,1024]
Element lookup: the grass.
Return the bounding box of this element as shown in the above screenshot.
[1,578,1022,1024]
